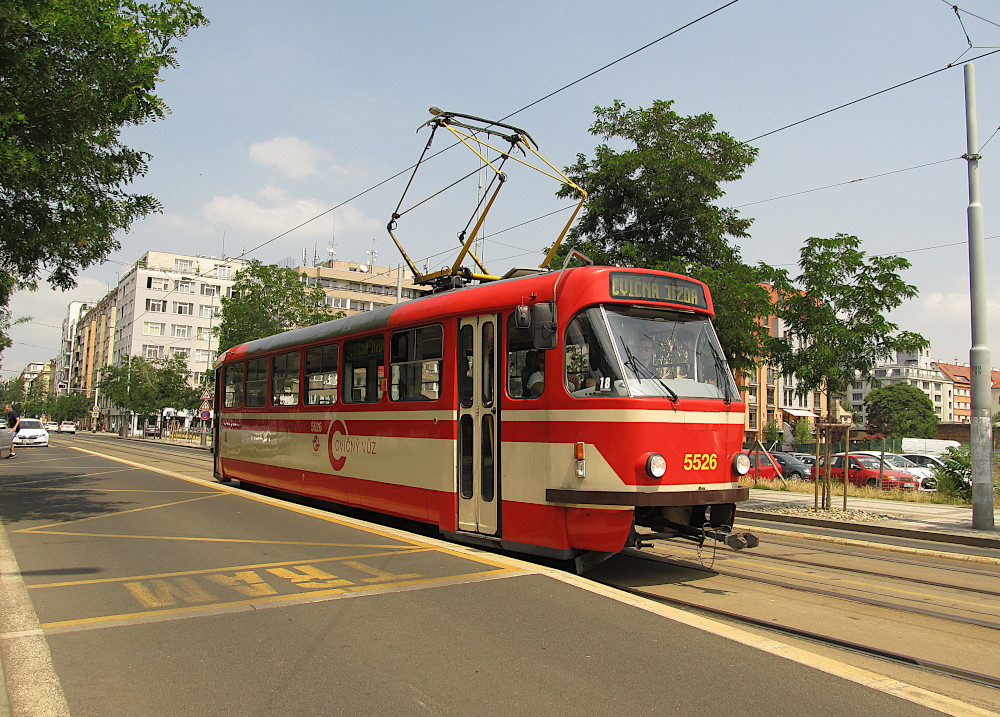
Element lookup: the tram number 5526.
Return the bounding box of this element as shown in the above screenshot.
[682,453,717,471]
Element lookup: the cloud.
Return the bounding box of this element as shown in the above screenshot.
[200,185,380,239]
[248,136,344,179]
[891,289,1000,365]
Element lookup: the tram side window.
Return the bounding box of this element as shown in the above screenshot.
[389,325,442,401]
[506,315,541,399]
[271,351,301,406]
[224,363,244,408]
[305,343,339,405]
[343,334,385,403]
[245,357,268,407]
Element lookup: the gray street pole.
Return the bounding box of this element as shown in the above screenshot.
[963,63,995,531]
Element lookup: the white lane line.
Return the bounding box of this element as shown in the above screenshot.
[0,521,72,717]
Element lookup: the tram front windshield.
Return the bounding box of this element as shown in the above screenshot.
[564,305,739,400]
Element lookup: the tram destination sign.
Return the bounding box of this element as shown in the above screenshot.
[609,272,708,310]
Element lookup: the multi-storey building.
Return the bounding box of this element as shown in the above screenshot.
[848,348,955,426]
[931,361,1000,424]
[298,259,421,313]
[71,289,118,423]
[55,301,96,392]
[112,251,249,389]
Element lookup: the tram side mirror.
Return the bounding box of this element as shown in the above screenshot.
[514,304,531,329]
[532,302,558,350]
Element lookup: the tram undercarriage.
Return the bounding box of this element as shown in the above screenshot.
[631,503,759,552]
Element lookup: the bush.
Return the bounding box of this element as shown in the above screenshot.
[933,446,972,501]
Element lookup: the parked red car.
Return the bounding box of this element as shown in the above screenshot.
[747,450,780,479]
[810,453,919,490]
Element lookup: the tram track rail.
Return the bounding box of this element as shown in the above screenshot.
[626,549,1000,632]
[600,577,1000,691]
[717,549,1000,597]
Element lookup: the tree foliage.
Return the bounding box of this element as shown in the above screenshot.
[553,100,774,376]
[0,0,207,349]
[769,234,928,408]
[99,354,197,417]
[864,383,938,438]
[216,261,342,352]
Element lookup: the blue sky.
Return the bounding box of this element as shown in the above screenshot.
[6,0,1000,376]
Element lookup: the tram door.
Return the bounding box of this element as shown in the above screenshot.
[457,315,499,536]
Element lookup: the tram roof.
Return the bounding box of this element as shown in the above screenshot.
[218,266,712,363]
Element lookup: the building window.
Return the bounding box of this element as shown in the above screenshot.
[199,304,219,318]
[174,280,195,294]
[213,265,231,279]
[200,283,220,297]
[171,347,190,358]
[197,327,212,340]
[145,299,166,313]
[173,302,193,315]
[142,344,164,359]
[175,259,193,272]
[171,324,192,339]
[196,349,213,363]
[148,277,169,290]
[143,322,164,336]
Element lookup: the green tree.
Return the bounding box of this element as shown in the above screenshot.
[864,383,938,438]
[0,0,207,351]
[99,355,195,420]
[793,418,813,445]
[934,445,972,501]
[553,100,774,376]
[52,394,90,422]
[216,261,342,352]
[769,234,927,413]
[762,418,783,447]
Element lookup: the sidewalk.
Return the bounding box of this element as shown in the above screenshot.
[738,488,1000,550]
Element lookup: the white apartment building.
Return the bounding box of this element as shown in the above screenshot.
[113,251,248,387]
[849,347,955,425]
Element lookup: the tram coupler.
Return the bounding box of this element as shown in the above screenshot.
[704,527,759,551]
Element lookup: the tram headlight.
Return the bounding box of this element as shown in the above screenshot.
[733,452,751,476]
[645,453,667,480]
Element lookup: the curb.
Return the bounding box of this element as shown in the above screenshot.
[736,509,1000,550]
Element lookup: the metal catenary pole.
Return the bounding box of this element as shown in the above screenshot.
[963,63,996,531]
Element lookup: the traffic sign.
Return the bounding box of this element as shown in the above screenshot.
[199,400,211,412]
[199,410,211,421]
[201,389,212,401]
[91,411,99,419]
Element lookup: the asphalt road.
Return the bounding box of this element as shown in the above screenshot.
[0,435,984,717]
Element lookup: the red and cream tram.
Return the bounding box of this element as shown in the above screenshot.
[213,265,757,569]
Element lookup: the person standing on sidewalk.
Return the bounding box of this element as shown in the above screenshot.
[5,404,21,458]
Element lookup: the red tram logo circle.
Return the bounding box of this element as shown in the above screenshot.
[328,419,348,471]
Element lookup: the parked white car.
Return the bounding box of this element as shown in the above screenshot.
[12,419,49,447]
[58,421,77,434]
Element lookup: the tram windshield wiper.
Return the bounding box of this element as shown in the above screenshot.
[620,337,679,403]
[706,341,733,405]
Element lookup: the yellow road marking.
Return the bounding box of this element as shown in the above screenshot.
[17,530,413,550]
[66,444,517,564]
[27,550,433,589]
[39,568,521,631]
[18,493,227,532]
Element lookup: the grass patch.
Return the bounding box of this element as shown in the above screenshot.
[740,473,1000,508]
